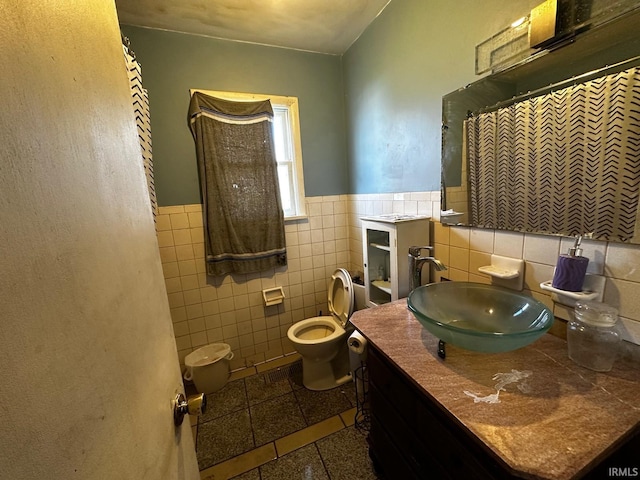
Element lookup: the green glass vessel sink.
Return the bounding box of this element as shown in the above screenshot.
[407,282,554,354]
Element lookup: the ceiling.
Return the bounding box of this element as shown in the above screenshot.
[115,0,392,55]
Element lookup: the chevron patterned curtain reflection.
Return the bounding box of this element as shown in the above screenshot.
[124,42,158,223]
[466,66,640,242]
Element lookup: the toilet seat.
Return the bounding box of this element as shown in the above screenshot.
[286,268,355,391]
[287,268,355,345]
[328,268,354,327]
[288,317,345,345]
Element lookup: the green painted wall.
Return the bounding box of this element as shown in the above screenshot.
[123,1,544,203]
[121,26,347,206]
[342,0,539,194]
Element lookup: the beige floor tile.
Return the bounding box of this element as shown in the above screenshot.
[256,353,301,373]
[200,443,276,480]
[339,407,357,427]
[275,415,344,457]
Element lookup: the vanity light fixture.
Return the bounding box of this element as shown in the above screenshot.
[529,0,558,48]
[511,17,527,28]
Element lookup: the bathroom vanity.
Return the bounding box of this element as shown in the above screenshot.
[350,300,640,480]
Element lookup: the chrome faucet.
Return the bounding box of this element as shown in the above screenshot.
[408,246,447,291]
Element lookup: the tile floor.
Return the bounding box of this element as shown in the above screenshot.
[191,355,382,480]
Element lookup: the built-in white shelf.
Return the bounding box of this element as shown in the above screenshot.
[539,281,599,300]
[478,254,525,291]
[477,265,520,279]
[370,242,391,252]
[371,280,392,295]
[539,273,605,307]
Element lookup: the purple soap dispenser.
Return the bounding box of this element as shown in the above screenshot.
[551,236,589,292]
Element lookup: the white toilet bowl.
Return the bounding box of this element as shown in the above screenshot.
[288,317,346,362]
[287,269,354,391]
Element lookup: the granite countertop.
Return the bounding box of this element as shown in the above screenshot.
[350,299,640,480]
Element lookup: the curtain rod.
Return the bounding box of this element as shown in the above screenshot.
[474,54,640,116]
[121,33,136,61]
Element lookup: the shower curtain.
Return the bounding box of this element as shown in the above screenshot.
[466,65,640,242]
[188,92,286,276]
[123,38,157,223]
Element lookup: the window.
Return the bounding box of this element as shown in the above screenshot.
[190,89,307,219]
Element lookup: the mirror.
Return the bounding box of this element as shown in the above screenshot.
[442,7,640,243]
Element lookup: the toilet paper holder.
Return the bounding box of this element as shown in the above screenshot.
[262,286,285,306]
[348,330,368,357]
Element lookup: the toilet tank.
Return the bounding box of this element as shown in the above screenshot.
[353,283,366,311]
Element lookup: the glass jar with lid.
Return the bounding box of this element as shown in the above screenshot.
[567,301,620,372]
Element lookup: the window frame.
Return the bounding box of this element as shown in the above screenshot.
[190,89,307,220]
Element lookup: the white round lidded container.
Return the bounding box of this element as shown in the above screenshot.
[567,301,620,372]
[184,343,234,393]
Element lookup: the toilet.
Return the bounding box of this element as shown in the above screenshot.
[287,268,355,391]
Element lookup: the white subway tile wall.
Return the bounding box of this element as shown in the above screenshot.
[158,191,639,370]
[433,225,640,355]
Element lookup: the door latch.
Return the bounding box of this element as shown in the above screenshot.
[173,392,206,426]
